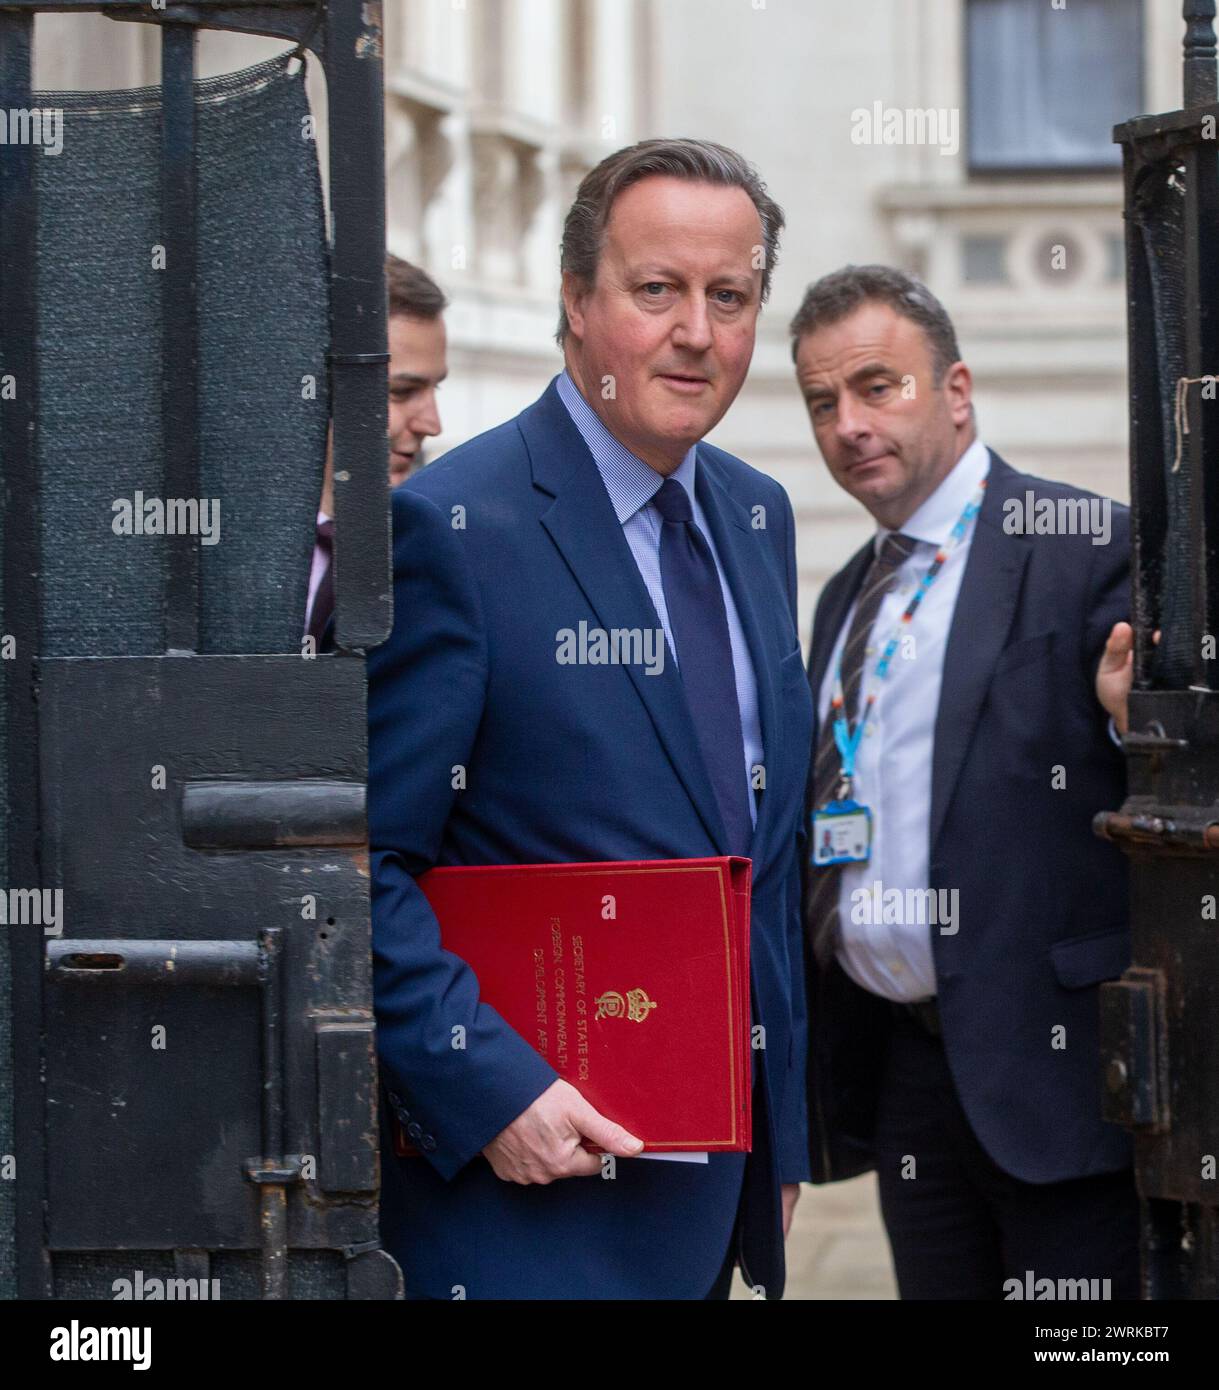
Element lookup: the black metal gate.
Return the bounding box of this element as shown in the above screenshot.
[0,1,398,1299]
[1099,0,1219,1301]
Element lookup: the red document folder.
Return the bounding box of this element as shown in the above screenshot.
[392,857,752,1156]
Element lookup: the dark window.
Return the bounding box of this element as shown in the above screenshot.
[966,0,1143,173]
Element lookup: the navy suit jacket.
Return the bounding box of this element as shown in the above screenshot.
[367,378,814,1299]
[803,451,1133,1186]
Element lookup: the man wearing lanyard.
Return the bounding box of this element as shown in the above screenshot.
[790,264,1140,1299]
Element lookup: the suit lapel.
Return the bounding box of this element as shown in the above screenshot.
[806,541,874,740]
[694,450,782,851]
[521,381,730,854]
[929,452,1031,854]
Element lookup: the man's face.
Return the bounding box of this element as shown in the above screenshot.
[794,301,969,526]
[562,175,764,474]
[388,313,447,485]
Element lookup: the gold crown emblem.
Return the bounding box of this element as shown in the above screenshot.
[594,987,658,1022]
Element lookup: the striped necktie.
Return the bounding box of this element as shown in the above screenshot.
[806,531,917,968]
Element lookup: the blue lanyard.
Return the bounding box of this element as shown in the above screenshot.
[830,482,986,792]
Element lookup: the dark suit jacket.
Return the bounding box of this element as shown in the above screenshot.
[366,377,814,1298]
[803,450,1132,1186]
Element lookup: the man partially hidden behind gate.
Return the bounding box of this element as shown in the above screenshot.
[305,255,448,650]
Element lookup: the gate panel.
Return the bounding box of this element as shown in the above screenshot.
[1,1,397,1299]
[1099,0,1219,1300]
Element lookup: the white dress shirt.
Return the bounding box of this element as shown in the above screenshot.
[816,439,991,1002]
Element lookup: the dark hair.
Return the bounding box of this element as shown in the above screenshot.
[788,264,962,383]
[386,253,448,321]
[556,137,784,345]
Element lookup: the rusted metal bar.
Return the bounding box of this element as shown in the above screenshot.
[46,938,262,987]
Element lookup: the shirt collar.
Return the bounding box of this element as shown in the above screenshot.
[556,369,698,524]
[874,437,990,555]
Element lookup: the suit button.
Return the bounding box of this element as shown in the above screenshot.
[420,1135,437,1152]
[396,1109,411,1124]
[387,1090,403,1108]
[407,1122,423,1140]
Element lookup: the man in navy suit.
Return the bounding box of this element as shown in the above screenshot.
[366,139,813,1300]
[791,265,1140,1299]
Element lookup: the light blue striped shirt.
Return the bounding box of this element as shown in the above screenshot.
[555,370,763,827]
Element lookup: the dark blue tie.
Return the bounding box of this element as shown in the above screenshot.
[653,477,752,857]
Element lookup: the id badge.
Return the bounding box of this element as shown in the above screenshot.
[812,798,872,866]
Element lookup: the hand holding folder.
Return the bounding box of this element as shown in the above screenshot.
[393,857,752,1162]
[480,1076,644,1183]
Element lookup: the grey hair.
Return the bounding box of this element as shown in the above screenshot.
[789,264,963,384]
[556,137,785,345]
